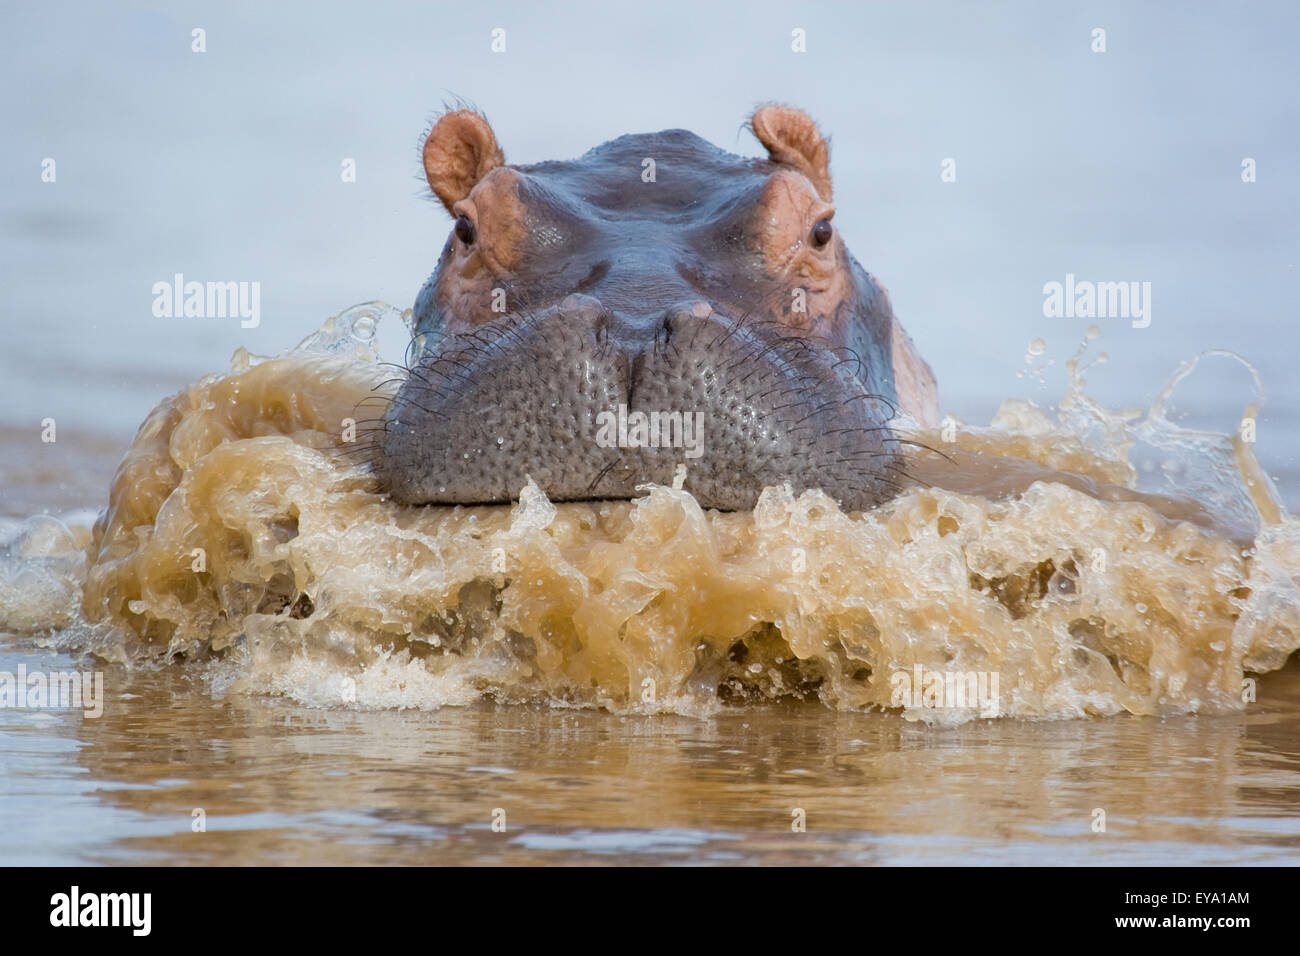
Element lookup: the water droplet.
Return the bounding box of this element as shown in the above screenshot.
[1135,602,1147,613]
[352,314,376,340]
[1026,338,1046,357]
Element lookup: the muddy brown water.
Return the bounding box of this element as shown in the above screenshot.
[2,313,1299,865]
[2,647,1299,865]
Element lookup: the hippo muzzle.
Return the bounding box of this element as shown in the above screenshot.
[377,105,938,512]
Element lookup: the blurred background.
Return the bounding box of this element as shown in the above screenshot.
[2,0,1297,511]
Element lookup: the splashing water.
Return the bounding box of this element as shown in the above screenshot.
[1,304,1296,724]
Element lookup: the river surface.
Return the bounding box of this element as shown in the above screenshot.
[3,645,1299,865]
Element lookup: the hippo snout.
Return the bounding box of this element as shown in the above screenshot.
[379,293,899,511]
[376,105,940,513]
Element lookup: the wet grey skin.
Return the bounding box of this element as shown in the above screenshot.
[376,106,933,512]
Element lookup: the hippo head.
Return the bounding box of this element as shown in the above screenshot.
[377,105,938,511]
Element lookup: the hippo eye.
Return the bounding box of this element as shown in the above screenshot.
[811,218,834,248]
[454,214,475,245]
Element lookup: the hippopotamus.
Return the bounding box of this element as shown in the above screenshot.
[377,105,938,512]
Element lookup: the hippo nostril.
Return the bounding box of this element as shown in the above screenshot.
[657,301,725,357]
[555,292,613,349]
[593,310,611,348]
[655,312,674,350]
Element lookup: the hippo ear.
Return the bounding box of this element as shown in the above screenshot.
[749,105,833,202]
[422,110,506,214]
